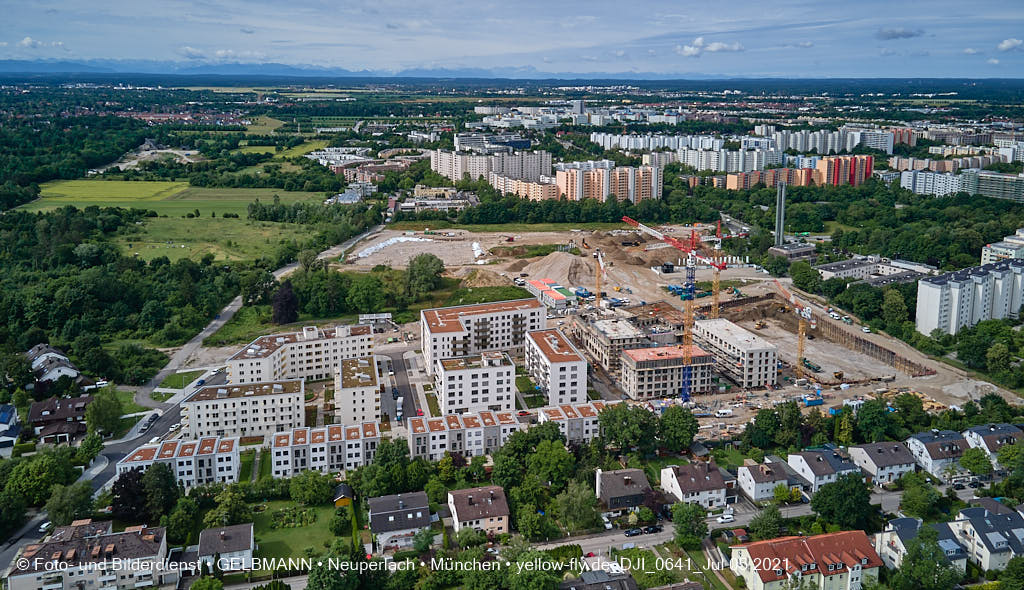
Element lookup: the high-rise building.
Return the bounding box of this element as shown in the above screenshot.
[554,160,661,202]
[915,259,1024,335]
[226,324,373,384]
[692,319,778,388]
[813,155,873,186]
[334,357,381,425]
[961,169,1024,203]
[420,299,546,375]
[525,329,587,406]
[899,170,964,196]
[434,352,515,415]
[430,149,551,182]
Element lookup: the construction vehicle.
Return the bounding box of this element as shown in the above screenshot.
[581,239,590,249]
[754,320,766,329]
[833,371,844,380]
[802,359,822,373]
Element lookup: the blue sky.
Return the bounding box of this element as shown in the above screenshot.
[3,0,1024,76]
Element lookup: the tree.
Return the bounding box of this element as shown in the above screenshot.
[85,388,124,435]
[167,497,200,544]
[329,506,352,536]
[527,439,574,491]
[987,342,1011,374]
[4,450,78,507]
[456,527,486,548]
[745,408,781,449]
[508,550,560,590]
[112,468,146,521]
[552,480,601,533]
[960,447,993,476]
[44,481,94,526]
[142,462,180,520]
[76,432,104,463]
[516,504,557,541]
[762,255,790,277]
[749,504,783,541]
[203,486,253,528]
[1003,556,1024,590]
[790,262,822,293]
[773,483,794,504]
[412,526,435,552]
[659,406,699,453]
[671,502,708,549]
[0,489,27,539]
[271,281,299,324]
[346,274,385,313]
[190,577,224,590]
[466,455,488,482]
[900,473,941,520]
[405,253,445,299]
[424,476,447,505]
[289,470,334,505]
[882,288,909,330]
[437,453,457,483]
[998,442,1023,470]
[597,403,659,454]
[810,474,872,530]
[856,399,892,443]
[298,249,324,273]
[889,527,960,590]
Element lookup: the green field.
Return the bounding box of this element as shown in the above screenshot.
[278,140,329,158]
[117,216,315,262]
[24,181,323,217]
[246,115,285,134]
[236,145,279,154]
[253,500,336,559]
[158,370,205,389]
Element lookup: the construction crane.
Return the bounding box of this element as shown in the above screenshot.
[774,280,814,379]
[594,248,606,309]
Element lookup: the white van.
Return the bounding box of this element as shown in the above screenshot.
[715,409,734,418]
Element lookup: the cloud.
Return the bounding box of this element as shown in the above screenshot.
[988,58,1000,64]
[239,27,255,34]
[792,41,814,48]
[963,47,979,54]
[674,36,744,57]
[876,27,924,40]
[541,56,552,63]
[177,45,205,59]
[213,49,266,60]
[705,41,743,52]
[879,48,897,57]
[613,50,625,57]
[385,23,399,30]
[0,42,6,47]
[675,42,702,57]
[18,36,42,48]
[997,38,1022,51]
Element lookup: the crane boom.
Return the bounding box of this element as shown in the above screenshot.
[595,249,605,309]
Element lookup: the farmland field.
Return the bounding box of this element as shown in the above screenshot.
[23,181,323,216]
[116,216,314,262]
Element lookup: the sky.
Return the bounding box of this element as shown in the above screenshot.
[3,0,1024,77]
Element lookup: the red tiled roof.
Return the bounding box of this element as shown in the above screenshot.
[736,531,882,584]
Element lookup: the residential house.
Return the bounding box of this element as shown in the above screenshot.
[270,423,380,478]
[367,492,431,552]
[183,380,304,439]
[737,461,791,502]
[198,523,255,572]
[116,436,239,488]
[786,449,862,493]
[25,344,82,385]
[28,395,92,444]
[905,430,968,480]
[0,404,22,458]
[661,461,728,508]
[537,401,616,445]
[948,507,1024,571]
[406,411,523,461]
[874,517,967,572]
[558,570,641,590]
[448,486,510,535]
[963,424,1024,470]
[848,442,916,486]
[595,468,652,512]
[730,531,882,590]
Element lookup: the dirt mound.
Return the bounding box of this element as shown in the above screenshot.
[461,269,510,288]
[519,251,593,287]
[506,259,530,272]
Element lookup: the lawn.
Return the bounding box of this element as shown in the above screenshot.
[150,391,174,402]
[425,392,440,417]
[103,388,147,415]
[158,370,205,389]
[113,415,143,439]
[258,449,272,481]
[389,220,629,233]
[631,455,688,485]
[236,145,279,155]
[278,140,330,158]
[444,286,533,307]
[202,305,359,347]
[239,450,255,482]
[116,217,315,262]
[711,446,749,471]
[490,244,579,258]
[253,500,336,560]
[245,116,285,134]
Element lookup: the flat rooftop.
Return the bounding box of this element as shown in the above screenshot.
[438,351,512,372]
[592,318,645,340]
[421,298,543,334]
[527,329,583,363]
[695,318,775,351]
[186,379,302,402]
[813,258,876,272]
[770,242,816,252]
[229,324,372,360]
[339,357,378,389]
[623,345,709,363]
[623,300,687,325]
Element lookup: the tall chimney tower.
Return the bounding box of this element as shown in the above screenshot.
[774,182,786,247]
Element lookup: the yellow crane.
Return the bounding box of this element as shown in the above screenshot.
[774,280,814,379]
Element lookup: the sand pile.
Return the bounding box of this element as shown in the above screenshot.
[506,259,530,272]
[519,251,594,287]
[462,269,510,288]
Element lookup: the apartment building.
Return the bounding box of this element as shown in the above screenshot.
[949,507,1024,571]
[430,149,551,182]
[525,329,587,406]
[117,436,239,488]
[981,228,1024,264]
[725,167,813,190]
[435,352,515,415]
[813,155,873,187]
[848,442,916,486]
[590,132,723,151]
[420,298,546,375]
[899,169,964,196]
[183,380,304,439]
[334,357,381,425]
[905,430,968,480]
[8,523,175,590]
[787,449,862,493]
[915,259,1024,336]
[619,345,714,399]
[875,518,967,572]
[961,169,1024,203]
[661,461,728,508]
[536,401,615,445]
[488,172,559,201]
[269,423,380,478]
[963,423,1024,469]
[676,147,784,173]
[406,411,523,461]
[730,531,882,590]
[569,316,647,377]
[226,324,373,383]
[449,486,510,535]
[692,319,777,388]
[554,160,662,203]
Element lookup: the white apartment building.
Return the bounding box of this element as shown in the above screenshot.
[981,228,1024,265]
[619,345,715,399]
[676,147,785,173]
[269,423,380,478]
[525,329,587,406]
[420,298,546,375]
[590,132,723,151]
[334,356,381,425]
[227,324,373,383]
[905,430,968,480]
[406,411,524,461]
[661,461,728,508]
[537,401,616,445]
[693,319,778,388]
[434,352,515,415]
[117,436,239,488]
[429,149,551,182]
[183,380,304,439]
[900,170,964,196]
[915,259,1024,335]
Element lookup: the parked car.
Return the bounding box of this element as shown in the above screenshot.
[624,528,643,537]
[585,552,595,558]
[968,481,982,489]
[716,514,735,524]
[643,525,663,534]
[953,483,966,490]
[862,326,871,333]
[39,521,51,533]
[517,410,530,417]
[416,408,424,416]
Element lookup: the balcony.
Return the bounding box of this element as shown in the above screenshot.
[134,580,155,588]
[42,582,63,590]
[99,574,117,583]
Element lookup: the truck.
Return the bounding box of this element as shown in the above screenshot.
[715,408,734,417]
[804,396,824,407]
[802,359,822,373]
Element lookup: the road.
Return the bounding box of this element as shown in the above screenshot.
[0,225,384,571]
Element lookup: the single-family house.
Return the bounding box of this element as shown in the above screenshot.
[905,430,968,480]
[848,442,916,486]
[28,395,92,444]
[448,486,510,536]
[737,461,791,502]
[948,507,1024,571]
[198,523,255,572]
[596,468,652,512]
[367,492,431,552]
[661,461,727,509]
[874,517,966,572]
[786,449,861,493]
[963,424,1024,470]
